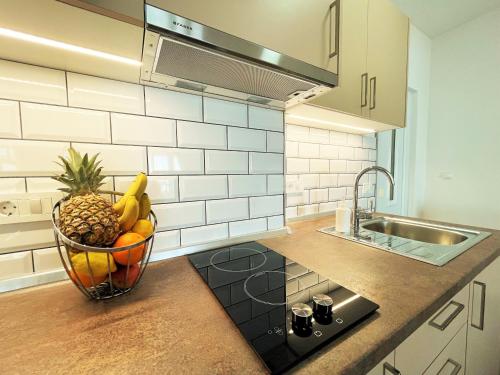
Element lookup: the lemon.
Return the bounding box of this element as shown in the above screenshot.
[132,219,154,238]
[71,252,117,278]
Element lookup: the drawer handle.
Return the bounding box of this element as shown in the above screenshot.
[437,358,462,375]
[329,0,340,58]
[383,362,401,375]
[428,300,464,331]
[471,281,486,330]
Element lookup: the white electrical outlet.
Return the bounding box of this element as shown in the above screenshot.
[0,200,18,217]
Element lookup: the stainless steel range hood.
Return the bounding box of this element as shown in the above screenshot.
[141,4,337,108]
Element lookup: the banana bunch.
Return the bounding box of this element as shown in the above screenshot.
[113,173,152,232]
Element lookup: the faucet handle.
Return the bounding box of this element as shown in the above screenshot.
[356,208,373,220]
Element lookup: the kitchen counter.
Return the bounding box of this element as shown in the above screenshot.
[1,215,499,375]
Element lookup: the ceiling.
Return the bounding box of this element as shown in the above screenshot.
[392,0,500,37]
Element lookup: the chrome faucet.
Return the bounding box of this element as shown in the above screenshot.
[352,166,394,234]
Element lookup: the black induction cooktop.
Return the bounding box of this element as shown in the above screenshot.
[188,242,379,374]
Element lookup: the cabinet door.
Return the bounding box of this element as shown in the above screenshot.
[366,351,399,375]
[366,0,408,127]
[309,0,369,116]
[466,257,500,375]
[423,324,466,375]
[147,0,338,72]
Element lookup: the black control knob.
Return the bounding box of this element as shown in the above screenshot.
[312,294,333,324]
[291,303,313,337]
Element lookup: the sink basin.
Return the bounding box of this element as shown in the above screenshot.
[361,219,468,245]
[319,216,491,266]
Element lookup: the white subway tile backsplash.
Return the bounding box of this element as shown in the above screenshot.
[330,160,347,173]
[228,175,266,197]
[267,175,284,194]
[249,153,283,174]
[287,124,309,141]
[338,174,355,187]
[330,131,347,145]
[297,204,318,217]
[67,73,144,114]
[319,145,338,159]
[111,113,176,147]
[319,201,337,213]
[286,206,298,219]
[74,143,146,175]
[155,201,205,231]
[346,160,362,173]
[205,150,248,174]
[0,100,20,138]
[309,189,329,203]
[0,178,26,193]
[181,223,228,246]
[229,218,267,237]
[267,215,284,230]
[369,150,377,162]
[206,198,248,224]
[319,174,338,188]
[33,247,65,272]
[266,132,284,153]
[149,147,204,175]
[298,174,320,189]
[228,127,266,152]
[309,128,329,144]
[286,191,309,207]
[179,175,227,201]
[0,140,69,177]
[145,87,202,121]
[347,134,362,147]
[338,146,355,160]
[203,97,247,127]
[354,148,369,161]
[250,195,283,218]
[286,141,298,157]
[363,135,377,149]
[249,106,283,132]
[115,176,178,204]
[298,143,319,158]
[178,121,227,150]
[0,251,32,280]
[153,230,180,253]
[21,103,110,143]
[0,60,66,105]
[287,158,309,174]
[329,187,347,201]
[310,159,329,173]
[27,176,112,193]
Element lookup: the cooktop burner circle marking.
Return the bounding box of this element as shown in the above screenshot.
[243,270,307,306]
[209,248,267,273]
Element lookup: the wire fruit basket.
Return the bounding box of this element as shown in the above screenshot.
[51,193,157,301]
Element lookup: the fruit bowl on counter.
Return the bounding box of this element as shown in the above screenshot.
[50,148,157,301]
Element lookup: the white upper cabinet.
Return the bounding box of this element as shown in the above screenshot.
[0,0,144,83]
[147,0,339,73]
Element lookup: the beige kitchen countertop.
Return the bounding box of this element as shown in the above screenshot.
[1,215,499,375]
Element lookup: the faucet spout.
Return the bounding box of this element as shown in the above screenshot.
[352,166,394,234]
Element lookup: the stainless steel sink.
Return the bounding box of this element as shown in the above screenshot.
[319,216,491,266]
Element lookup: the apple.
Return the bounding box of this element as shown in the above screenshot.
[111,264,140,289]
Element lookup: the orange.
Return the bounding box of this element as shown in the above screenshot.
[69,270,107,288]
[112,232,146,266]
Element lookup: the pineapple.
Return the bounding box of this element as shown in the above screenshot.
[53,147,120,246]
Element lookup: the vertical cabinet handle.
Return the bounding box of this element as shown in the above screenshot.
[361,73,368,107]
[428,300,464,331]
[369,76,377,110]
[471,280,486,330]
[383,362,401,375]
[329,0,340,58]
[437,358,462,375]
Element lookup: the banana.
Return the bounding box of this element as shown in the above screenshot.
[113,173,148,215]
[138,193,151,219]
[118,196,139,232]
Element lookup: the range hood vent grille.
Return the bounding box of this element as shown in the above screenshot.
[154,37,316,102]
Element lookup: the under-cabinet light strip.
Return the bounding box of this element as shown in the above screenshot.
[287,114,375,133]
[0,27,142,66]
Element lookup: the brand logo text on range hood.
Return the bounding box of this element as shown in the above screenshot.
[141,5,337,108]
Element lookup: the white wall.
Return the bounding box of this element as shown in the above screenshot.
[405,25,432,217]
[421,8,500,229]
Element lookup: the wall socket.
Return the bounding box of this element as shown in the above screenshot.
[0,201,17,217]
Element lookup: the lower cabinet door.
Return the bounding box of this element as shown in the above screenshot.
[466,257,500,375]
[423,324,466,375]
[366,351,398,375]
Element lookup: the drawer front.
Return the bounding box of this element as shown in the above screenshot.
[395,285,469,375]
[423,324,466,375]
